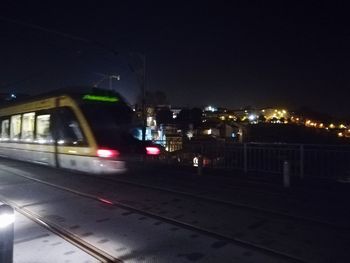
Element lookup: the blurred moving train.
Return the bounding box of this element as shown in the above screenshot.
[0,87,160,174]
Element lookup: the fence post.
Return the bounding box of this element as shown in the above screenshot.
[197,155,203,175]
[299,145,304,179]
[0,204,15,263]
[283,160,290,188]
[243,143,248,174]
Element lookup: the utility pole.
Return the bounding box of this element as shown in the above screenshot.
[141,54,146,142]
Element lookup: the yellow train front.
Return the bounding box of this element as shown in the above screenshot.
[0,88,161,174]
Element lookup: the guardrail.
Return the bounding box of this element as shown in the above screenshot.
[153,140,350,180]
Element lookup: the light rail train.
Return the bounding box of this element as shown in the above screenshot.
[0,87,160,174]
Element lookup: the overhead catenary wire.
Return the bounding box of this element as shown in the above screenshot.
[0,15,119,56]
[0,15,147,141]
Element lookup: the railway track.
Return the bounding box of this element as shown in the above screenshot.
[3,158,347,230]
[0,197,122,263]
[128,163,350,198]
[128,165,350,199]
[0,165,305,263]
[97,172,350,232]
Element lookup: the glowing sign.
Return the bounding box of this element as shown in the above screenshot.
[83,94,119,102]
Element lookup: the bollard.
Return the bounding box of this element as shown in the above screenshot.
[197,155,203,176]
[0,204,15,263]
[283,160,290,188]
[243,143,248,174]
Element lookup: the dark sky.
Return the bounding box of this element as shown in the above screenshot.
[1,1,350,118]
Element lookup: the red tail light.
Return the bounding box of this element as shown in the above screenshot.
[146,146,160,155]
[97,149,120,158]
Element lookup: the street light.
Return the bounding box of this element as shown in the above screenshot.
[0,204,15,263]
[109,75,120,90]
[93,72,120,90]
[0,208,14,228]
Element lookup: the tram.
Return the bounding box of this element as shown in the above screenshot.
[0,87,160,174]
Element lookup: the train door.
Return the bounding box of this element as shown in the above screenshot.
[51,106,89,171]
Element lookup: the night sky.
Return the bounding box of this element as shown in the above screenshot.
[1,1,349,118]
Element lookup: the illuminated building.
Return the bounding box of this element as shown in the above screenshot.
[260,108,290,122]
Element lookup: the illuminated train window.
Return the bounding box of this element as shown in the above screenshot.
[10,115,21,141]
[21,112,35,142]
[36,114,51,143]
[1,119,9,140]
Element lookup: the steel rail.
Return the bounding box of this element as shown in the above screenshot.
[0,166,306,263]
[0,196,122,263]
[97,174,350,232]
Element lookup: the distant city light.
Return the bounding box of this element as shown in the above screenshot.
[186,131,193,139]
[248,114,256,121]
[205,106,217,112]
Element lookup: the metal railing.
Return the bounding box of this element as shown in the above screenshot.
[154,140,350,180]
[153,139,183,152]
